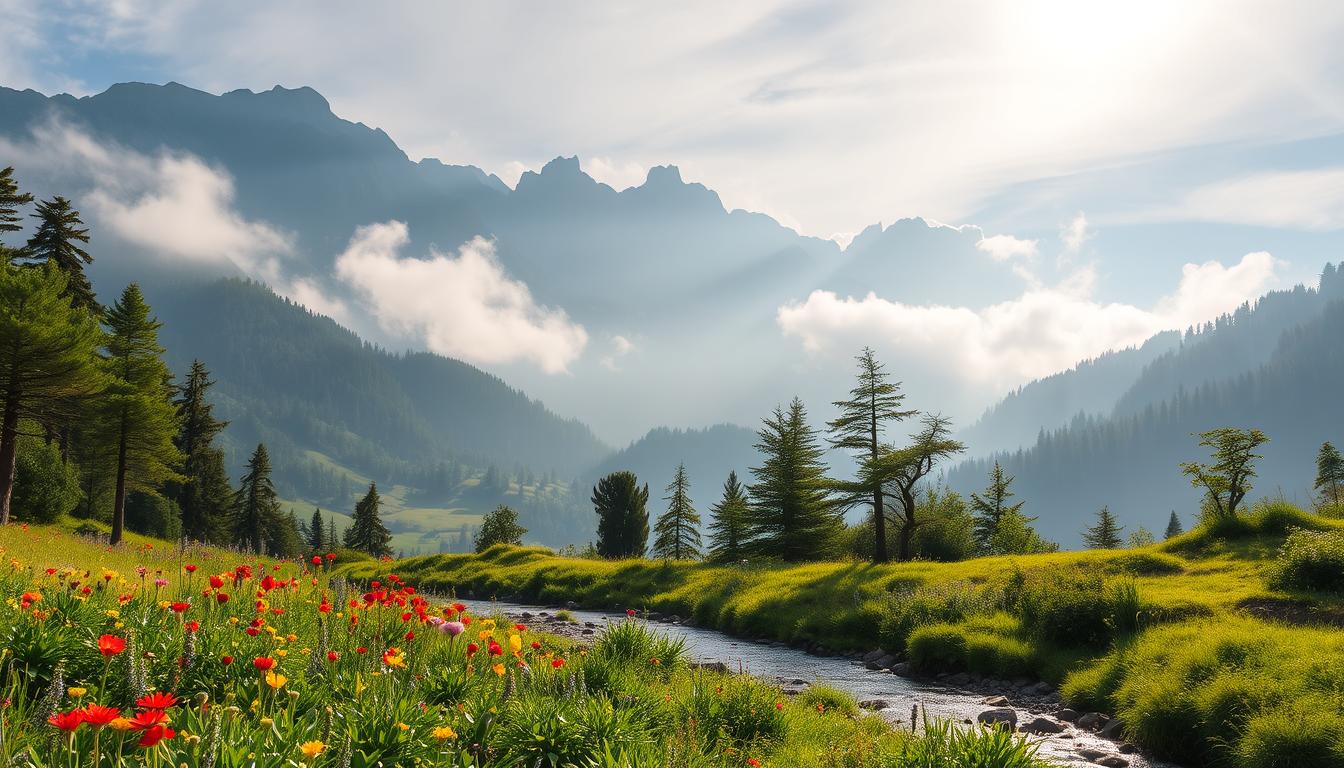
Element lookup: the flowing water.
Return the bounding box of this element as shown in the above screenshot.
[462,600,1178,768]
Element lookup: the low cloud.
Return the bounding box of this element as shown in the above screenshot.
[0,122,293,279]
[334,222,588,374]
[1060,212,1092,258]
[777,251,1281,389]
[600,334,636,371]
[976,233,1038,261]
[1155,168,1344,231]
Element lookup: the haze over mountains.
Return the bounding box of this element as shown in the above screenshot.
[0,80,1337,547]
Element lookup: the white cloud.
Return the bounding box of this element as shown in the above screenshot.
[1060,212,1092,258]
[777,251,1281,388]
[0,122,293,279]
[1152,168,1344,231]
[600,335,636,371]
[583,157,648,192]
[334,222,588,374]
[976,233,1038,261]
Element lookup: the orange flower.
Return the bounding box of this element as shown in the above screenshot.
[97,635,126,657]
[80,704,121,727]
[47,709,83,732]
[253,656,275,671]
[129,710,170,731]
[136,692,177,709]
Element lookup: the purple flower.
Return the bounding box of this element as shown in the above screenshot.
[439,621,465,637]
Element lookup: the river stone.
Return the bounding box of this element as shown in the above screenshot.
[976,708,1017,729]
[862,649,886,663]
[1099,718,1125,740]
[858,699,890,711]
[982,695,1010,706]
[1118,743,1137,754]
[891,662,912,677]
[1077,748,1108,760]
[1077,712,1109,730]
[1096,757,1129,768]
[1021,717,1064,734]
[1057,708,1080,722]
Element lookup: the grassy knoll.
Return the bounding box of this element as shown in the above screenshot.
[343,501,1344,767]
[0,523,1047,768]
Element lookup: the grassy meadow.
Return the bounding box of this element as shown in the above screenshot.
[341,500,1344,767]
[0,521,1051,768]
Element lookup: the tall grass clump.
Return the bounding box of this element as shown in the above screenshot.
[898,719,1045,768]
[1267,528,1344,592]
[1013,570,1142,648]
[878,581,1001,653]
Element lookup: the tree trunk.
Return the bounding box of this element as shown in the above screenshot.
[0,392,20,526]
[870,401,888,564]
[110,422,128,546]
[896,487,917,561]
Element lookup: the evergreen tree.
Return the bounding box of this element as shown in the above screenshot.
[0,167,34,241]
[1082,506,1124,549]
[592,471,649,558]
[0,265,104,524]
[707,471,750,562]
[1179,427,1268,521]
[271,511,305,558]
[990,508,1057,555]
[970,461,1027,554]
[309,508,326,551]
[475,504,528,552]
[23,196,97,311]
[327,515,338,550]
[1315,442,1344,507]
[169,360,232,542]
[827,348,915,563]
[94,284,182,545]
[745,398,840,561]
[1164,511,1184,539]
[871,414,965,561]
[234,444,281,554]
[344,482,392,557]
[651,463,701,560]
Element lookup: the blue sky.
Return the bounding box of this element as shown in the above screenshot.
[3,0,1344,438]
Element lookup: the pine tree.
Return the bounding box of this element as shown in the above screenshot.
[95,284,182,545]
[475,504,528,552]
[592,471,649,558]
[1179,427,1268,521]
[344,482,392,557]
[327,515,338,550]
[707,471,750,562]
[990,508,1056,555]
[169,360,231,542]
[745,398,840,561]
[1164,511,1183,540]
[827,348,916,563]
[870,414,965,561]
[970,461,1026,554]
[1082,506,1124,549]
[0,265,104,524]
[0,167,34,241]
[234,444,281,554]
[651,463,701,560]
[23,196,97,311]
[309,508,325,551]
[1315,442,1344,508]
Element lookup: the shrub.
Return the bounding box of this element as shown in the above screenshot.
[1234,702,1344,768]
[907,624,968,671]
[11,438,80,524]
[1015,570,1140,648]
[1267,528,1344,592]
[797,683,860,718]
[878,582,999,653]
[898,719,1043,768]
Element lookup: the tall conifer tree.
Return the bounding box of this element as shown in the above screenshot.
[970,461,1026,554]
[652,463,701,560]
[1164,511,1184,539]
[1082,506,1124,549]
[344,482,392,557]
[170,360,231,542]
[592,471,649,558]
[0,167,34,242]
[828,348,915,563]
[707,471,749,562]
[96,284,181,545]
[233,443,281,554]
[1315,442,1344,507]
[23,196,97,311]
[745,398,839,561]
[309,508,326,551]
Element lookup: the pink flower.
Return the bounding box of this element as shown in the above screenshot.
[439,621,465,637]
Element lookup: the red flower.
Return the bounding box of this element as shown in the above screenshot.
[47,709,83,732]
[327,651,339,662]
[356,646,368,654]
[371,580,381,588]
[184,564,197,573]
[514,623,527,632]
[311,556,322,566]
[98,635,127,657]
[405,631,415,641]
[220,655,234,665]
[137,725,175,747]
[136,692,178,710]
[129,709,170,731]
[45,567,56,575]
[531,641,541,650]
[552,658,566,669]
[451,602,467,614]
[79,704,121,727]
[626,609,637,617]
[209,575,225,589]
[488,642,503,657]
[326,552,336,561]
[245,627,260,637]
[747,760,761,768]
[253,657,275,671]
[185,620,200,633]
[467,642,479,655]
[170,602,190,613]
[215,592,229,604]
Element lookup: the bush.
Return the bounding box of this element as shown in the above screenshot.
[11,438,79,524]
[878,582,999,654]
[1267,528,1344,592]
[907,624,968,671]
[898,719,1043,768]
[797,683,860,718]
[1015,570,1140,648]
[1235,702,1344,768]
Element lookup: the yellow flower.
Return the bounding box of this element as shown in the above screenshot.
[265,670,287,689]
[299,741,326,758]
[228,616,239,625]
[286,633,298,643]
[105,609,119,618]
[108,717,133,731]
[276,649,288,658]
[114,621,124,629]
[481,619,497,630]
[477,629,493,641]
[67,687,87,698]
[508,635,522,655]
[397,722,410,731]
[432,725,457,740]
[492,663,505,676]
[157,600,171,609]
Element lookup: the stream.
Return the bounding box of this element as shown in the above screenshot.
[461,600,1177,768]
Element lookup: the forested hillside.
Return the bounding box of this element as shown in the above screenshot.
[950,264,1344,545]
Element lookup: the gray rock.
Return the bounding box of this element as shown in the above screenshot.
[976,708,1017,729]
[1099,718,1125,740]
[1077,748,1108,760]
[1057,708,1080,722]
[1021,717,1064,734]
[948,672,972,687]
[862,649,886,663]
[875,654,896,669]
[1118,743,1137,754]
[858,699,890,711]
[891,662,912,677]
[1077,712,1109,731]
[982,695,1010,706]
[1096,757,1129,768]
